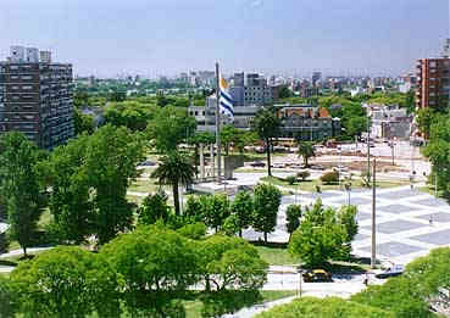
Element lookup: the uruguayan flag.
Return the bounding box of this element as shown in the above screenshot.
[219,76,234,119]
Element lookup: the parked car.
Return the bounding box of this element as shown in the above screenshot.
[303,269,332,282]
[139,160,156,167]
[250,161,265,168]
[375,264,404,279]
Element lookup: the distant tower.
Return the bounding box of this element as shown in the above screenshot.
[443,0,450,57]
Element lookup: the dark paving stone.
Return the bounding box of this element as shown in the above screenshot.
[379,189,416,199]
[413,198,450,208]
[376,220,424,234]
[416,212,450,223]
[411,229,450,245]
[379,204,419,214]
[360,242,424,257]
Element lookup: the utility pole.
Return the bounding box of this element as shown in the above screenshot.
[215,62,222,183]
[371,158,377,269]
[366,110,371,183]
[391,141,395,166]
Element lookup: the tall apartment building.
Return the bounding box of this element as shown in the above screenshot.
[229,72,277,106]
[416,58,450,112]
[0,46,74,149]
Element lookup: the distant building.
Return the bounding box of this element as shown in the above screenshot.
[276,104,341,140]
[416,58,450,111]
[368,104,413,140]
[312,72,322,87]
[188,95,261,132]
[229,73,277,106]
[0,46,74,149]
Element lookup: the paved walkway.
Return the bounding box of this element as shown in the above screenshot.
[242,184,450,265]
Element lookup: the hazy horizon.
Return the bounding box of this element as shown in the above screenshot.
[1,0,449,77]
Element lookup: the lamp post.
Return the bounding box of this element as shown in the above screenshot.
[345,182,352,205]
[338,146,342,190]
[390,140,395,166]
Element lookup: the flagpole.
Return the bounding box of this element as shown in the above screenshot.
[215,62,222,183]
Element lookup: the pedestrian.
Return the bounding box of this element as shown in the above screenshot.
[363,273,369,286]
[429,215,433,226]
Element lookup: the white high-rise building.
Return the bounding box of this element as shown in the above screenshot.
[10,46,25,62]
[26,47,39,63]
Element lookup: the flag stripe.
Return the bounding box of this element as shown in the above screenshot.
[219,75,234,119]
[220,101,234,115]
[220,91,233,105]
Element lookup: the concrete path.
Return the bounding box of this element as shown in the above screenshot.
[242,184,450,265]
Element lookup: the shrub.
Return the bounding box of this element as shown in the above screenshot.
[0,231,8,254]
[177,222,207,240]
[297,171,311,181]
[257,297,394,318]
[320,170,339,184]
[351,276,431,318]
[285,175,297,185]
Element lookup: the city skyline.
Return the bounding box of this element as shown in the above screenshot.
[1,0,449,77]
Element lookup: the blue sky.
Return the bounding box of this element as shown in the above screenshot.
[1,0,448,77]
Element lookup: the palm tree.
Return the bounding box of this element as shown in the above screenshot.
[252,107,281,176]
[151,151,195,216]
[297,141,315,167]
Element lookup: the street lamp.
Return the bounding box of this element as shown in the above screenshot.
[389,140,395,166]
[338,146,342,190]
[345,182,352,205]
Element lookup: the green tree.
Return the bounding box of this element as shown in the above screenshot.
[289,199,351,267]
[416,108,435,139]
[0,132,44,256]
[11,246,120,318]
[252,107,281,176]
[104,101,157,131]
[422,112,450,198]
[338,205,358,242]
[151,151,195,216]
[286,204,302,238]
[43,135,92,244]
[184,195,204,222]
[101,225,198,316]
[278,85,293,99]
[230,191,254,237]
[201,194,231,232]
[253,184,282,243]
[196,234,267,292]
[74,108,95,135]
[138,191,171,225]
[221,124,237,156]
[223,213,241,236]
[86,125,145,244]
[147,106,196,152]
[297,141,315,167]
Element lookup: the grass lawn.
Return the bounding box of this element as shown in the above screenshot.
[184,290,297,318]
[128,178,166,194]
[261,176,411,193]
[255,246,299,266]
